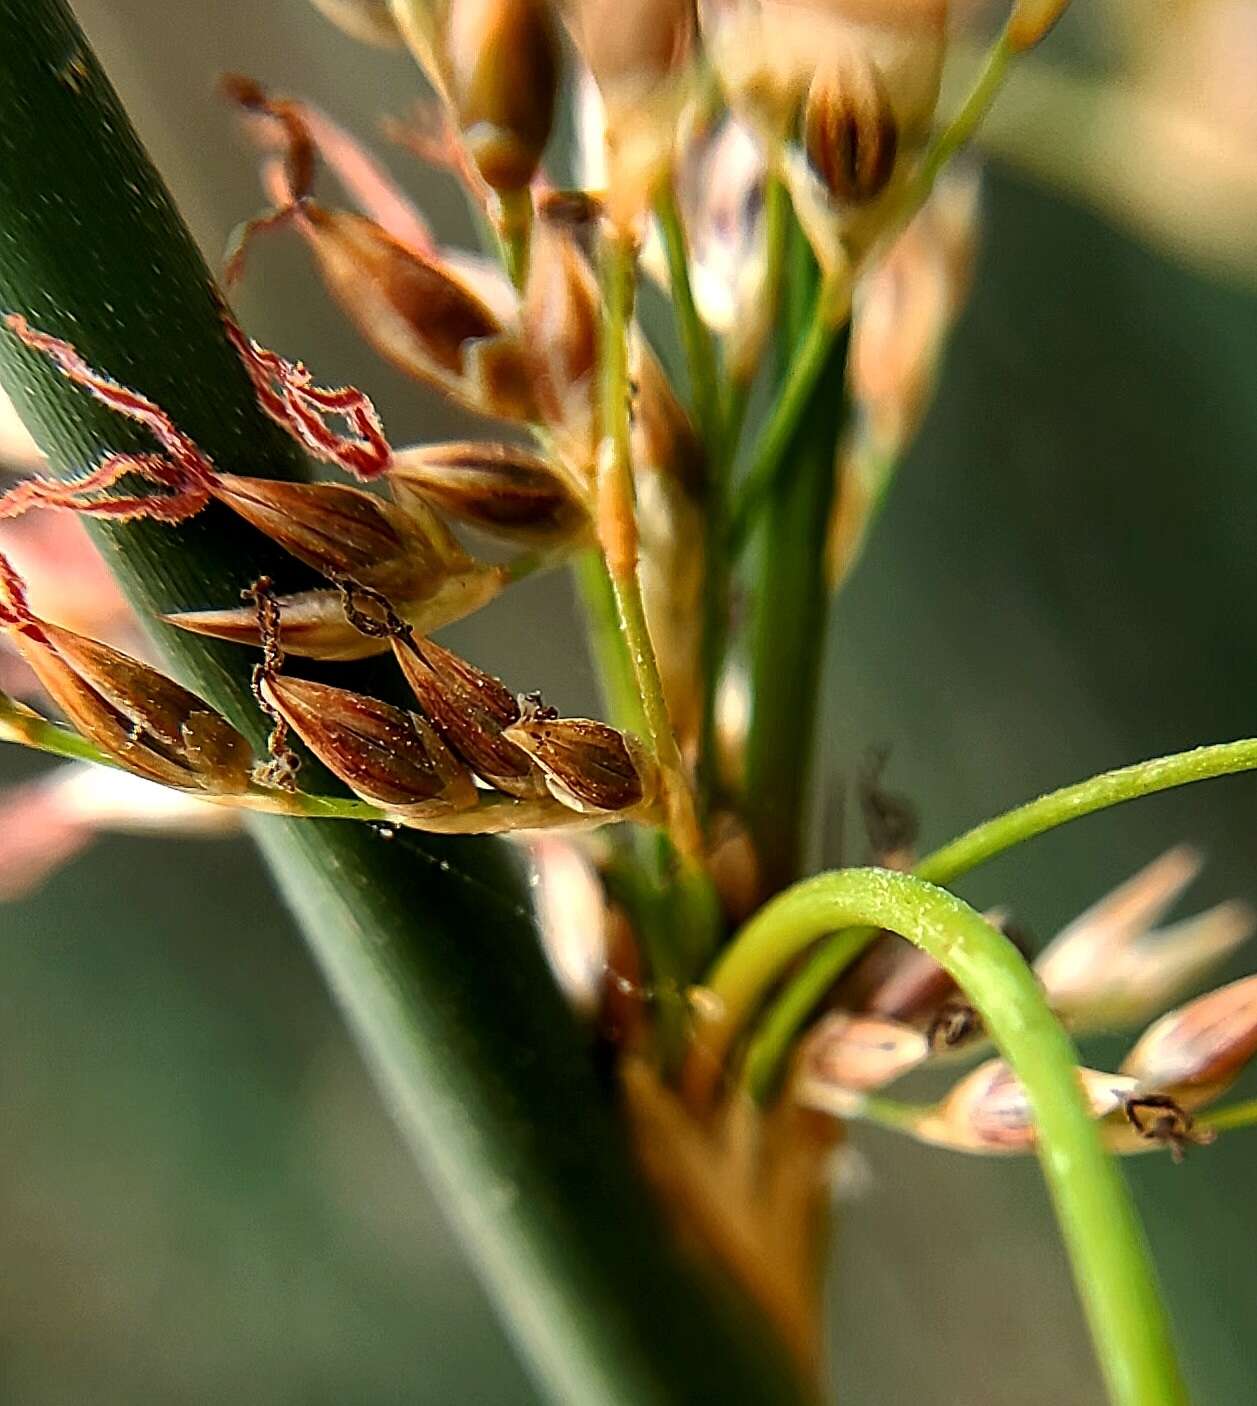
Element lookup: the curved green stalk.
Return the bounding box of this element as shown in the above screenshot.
[744,735,1257,1099]
[693,867,1187,1406]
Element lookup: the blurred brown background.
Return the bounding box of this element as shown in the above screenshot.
[2,2,1257,1401]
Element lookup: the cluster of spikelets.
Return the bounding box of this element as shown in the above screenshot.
[793,846,1257,1160]
[0,0,1022,841]
[7,0,1257,1182]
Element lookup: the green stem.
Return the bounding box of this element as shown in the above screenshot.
[655,179,730,813]
[743,232,849,894]
[693,868,1187,1406]
[497,187,533,291]
[597,230,703,865]
[0,5,810,1400]
[744,736,1257,1099]
[729,294,843,549]
[655,182,721,452]
[1200,1099,1257,1134]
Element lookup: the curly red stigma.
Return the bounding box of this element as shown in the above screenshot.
[224,317,392,479]
[1,315,215,524]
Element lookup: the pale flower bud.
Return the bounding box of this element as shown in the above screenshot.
[804,54,899,204]
[802,1012,929,1093]
[446,0,562,191]
[1007,0,1071,52]
[1120,974,1257,1105]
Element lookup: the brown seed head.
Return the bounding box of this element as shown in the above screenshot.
[803,54,899,205]
[391,635,549,798]
[7,620,252,793]
[209,475,446,598]
[446,0,561,191]
[259,672,477,812]
[389,441,590,546]
[503,714,657,814]
[290,203,537,420]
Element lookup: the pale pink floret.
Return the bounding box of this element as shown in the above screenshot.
[0,764,238,901]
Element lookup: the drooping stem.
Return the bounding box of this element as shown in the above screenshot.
[691,867,1188,1406]
[596,229,703,865]
[743,736,1257,1095]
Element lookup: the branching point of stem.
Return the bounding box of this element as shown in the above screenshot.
[691,867,1187,1406]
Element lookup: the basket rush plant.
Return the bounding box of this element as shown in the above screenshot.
[3,0,1257,1401]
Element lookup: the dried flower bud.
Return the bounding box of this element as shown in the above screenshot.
[527,834,608,1016]
[391,635,549,798]
[1007,0,1071,52]
[259,673,477,813]
[165,589,390,662]
[1120,975,1257,1105]
[308,0,404,44]
[1033,847,1253,1032]
[209,474,457,599]
[446,0,561,191]
[389,442,590,546]
[7,620,252,793]
[284,202,537,421]
[503,715,657,814]
[802,1012,929,1093]
[927,1058,1138,1154]
[804,56,898,205]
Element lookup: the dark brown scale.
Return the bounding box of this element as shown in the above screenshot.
[804,57,898,205]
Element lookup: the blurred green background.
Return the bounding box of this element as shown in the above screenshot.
[2,2,1256,1402]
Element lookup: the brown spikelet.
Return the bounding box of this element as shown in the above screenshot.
[803,56,899,205]
[391,636,550,799]
[6,619,253,793]
[209,474,444,597]
[389,441,590,546]
[503,714,658,814]
[259,673,478,813]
